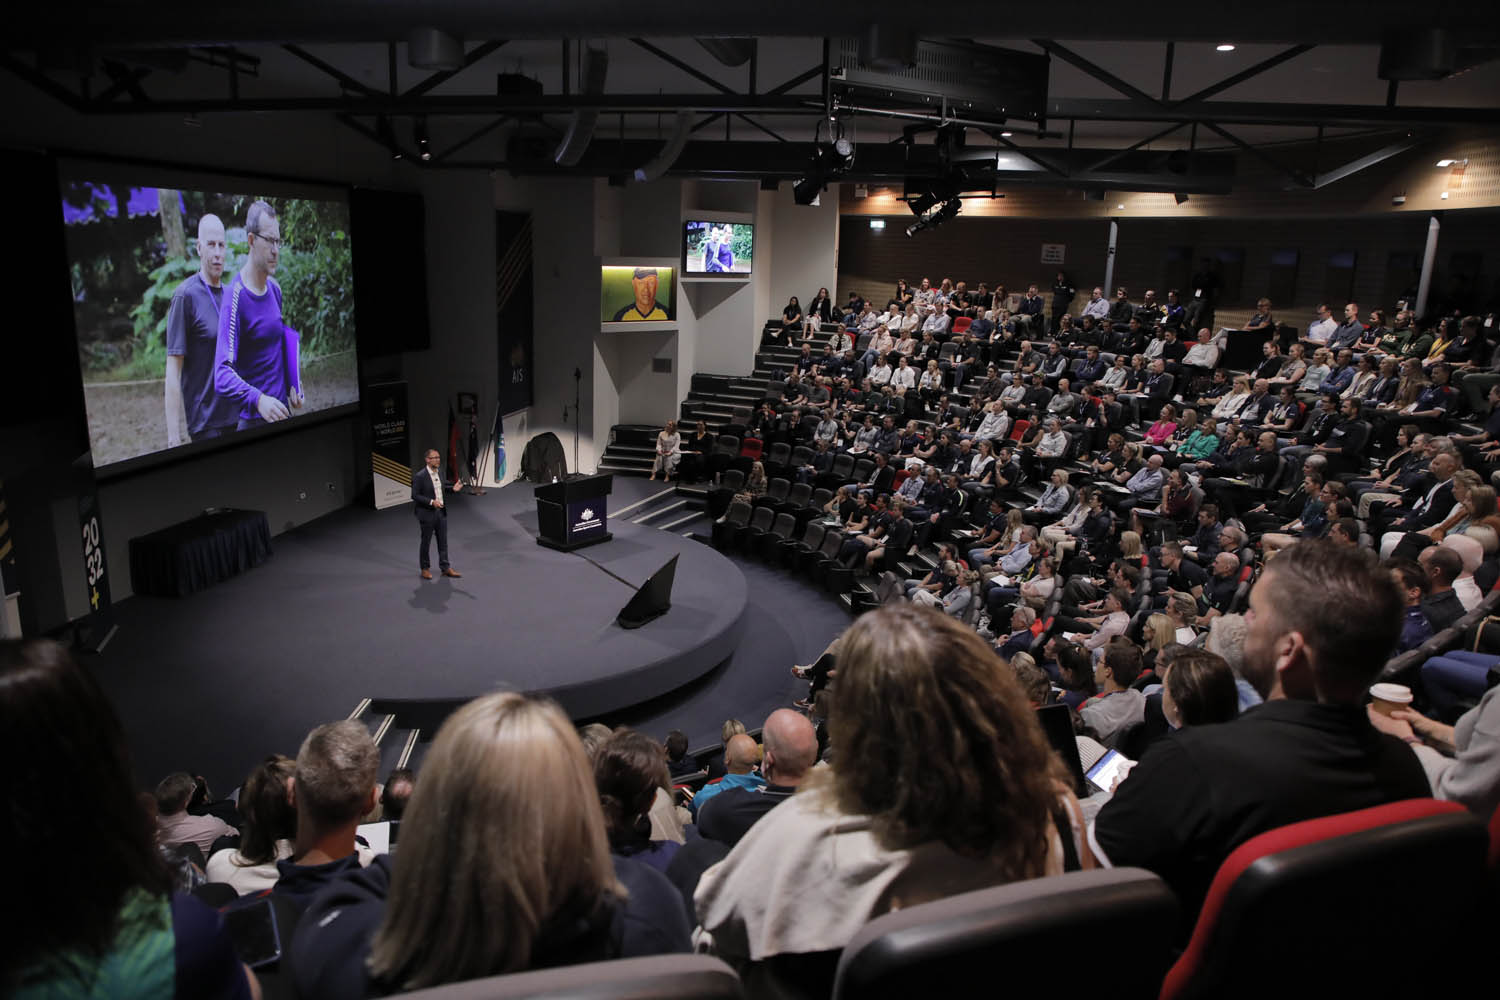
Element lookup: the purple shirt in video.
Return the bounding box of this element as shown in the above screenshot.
[215,274,290,425]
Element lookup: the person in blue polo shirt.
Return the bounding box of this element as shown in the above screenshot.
[690,733,763,818]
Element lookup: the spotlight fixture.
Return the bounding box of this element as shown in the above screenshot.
[1216,43,1236,52]
[1435,158,1467,168]
[415,117,432,161]
[905,197,961,237]
[378,116,403,160]
[792,173,824,206]
[869,218,886,230]
[1116,203,1125,209]
[1174,192,1190,205]
[1000,131,1013,138]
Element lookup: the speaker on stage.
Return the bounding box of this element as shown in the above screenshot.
[616,555,678,629]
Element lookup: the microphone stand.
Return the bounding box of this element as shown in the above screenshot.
[572,367,582,479]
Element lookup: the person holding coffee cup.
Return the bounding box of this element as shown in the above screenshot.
[1367,688,1500,820]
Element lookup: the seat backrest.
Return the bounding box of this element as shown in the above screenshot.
[789,445,815,468]
[866,392,886,411]
[748,506,774,531]
[830,454,855,478]
[769,512,797,540]
[766,380,787,399]
[786,482,812,507]
[800,523,827,551]
[1161,799,1488,1000]
[952,316,972,335]
[800,415,821,435]
[810,488,833,508]
[740,438,764,459]
[833,869,1176,1000]
[886,517,914,550]
[395,954,744,1000]
[767,442,792,464]
[818,530,846,558]
[725,501,752,527]
[950,405,969,424]
[765,477,791,501]
[939,342,960,360]
[852,458,875,481]
[720,469,745,492]
[855,333,872,350]
[1009,419,1031,441]
[714,435,741,457]
[732,405,752,423]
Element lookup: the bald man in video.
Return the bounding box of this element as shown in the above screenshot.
[165,214,236,446]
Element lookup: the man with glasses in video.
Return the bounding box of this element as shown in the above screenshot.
[165,214,237,447]
[214,199,305,429]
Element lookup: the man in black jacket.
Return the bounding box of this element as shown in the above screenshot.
[1089,541,1430,930]
[412,448,461,580]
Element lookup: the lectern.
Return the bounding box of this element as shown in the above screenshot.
[534,474,614,552]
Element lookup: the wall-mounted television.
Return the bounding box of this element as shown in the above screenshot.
[601,264,677,324]
[683,220,754,277]
[58,160,361,472]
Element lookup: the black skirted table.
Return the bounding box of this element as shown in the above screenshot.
[129,509,273,598]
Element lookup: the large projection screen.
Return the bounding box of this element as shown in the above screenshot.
[58,159,361,473]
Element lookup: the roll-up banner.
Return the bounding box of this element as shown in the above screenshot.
[369,380,411,510]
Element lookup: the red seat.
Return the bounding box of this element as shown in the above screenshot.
[951,316,972,336]
[1160,798,1488,1000]
[1008,419,1030,442]
[891,469,911,490]
[739,437,764,461]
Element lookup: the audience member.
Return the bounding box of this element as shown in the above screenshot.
[290,693,690,999]
[691,733,764,817]
[693,606,1083,991]
[274,720,379,911]
[206,754,297,895]
[1,639,258,999]
[1089,541,1430,927]
[698,709,818,847]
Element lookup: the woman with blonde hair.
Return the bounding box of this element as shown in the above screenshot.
[694,605,1084,992]
[1118,529,1144,565]
[650,419,681,482]
[291,693,690,999]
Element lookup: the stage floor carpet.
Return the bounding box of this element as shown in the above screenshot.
[85,478,861,791]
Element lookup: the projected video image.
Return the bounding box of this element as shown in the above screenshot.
[60,175,360,467]
[683,221,754,275]
[601,265,677,323]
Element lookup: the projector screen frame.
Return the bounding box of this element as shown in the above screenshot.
[53,152,365,481]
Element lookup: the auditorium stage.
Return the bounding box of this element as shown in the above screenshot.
[90,479,818,791]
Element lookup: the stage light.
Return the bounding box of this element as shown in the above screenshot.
[793,173,824,206]
[1000,131,1013,138]
[415,116,432,161]
[905,197,960,237]
[1435,158,1466,168]
[869,218,885,230]
[1216,43,1236,52]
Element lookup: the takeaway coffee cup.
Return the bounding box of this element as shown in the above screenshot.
[1369,682,1413,717]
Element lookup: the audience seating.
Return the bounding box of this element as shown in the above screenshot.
[1160,799,1489,1000]
[712,501,752,550]
[391,955,744,999]
[832,869,1177,1000]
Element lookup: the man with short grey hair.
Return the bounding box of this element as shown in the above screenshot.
[155,771,236,856]
[698,710,818,847]
[273,719,380,910]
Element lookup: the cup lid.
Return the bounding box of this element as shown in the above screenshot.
[1369,682,1413,704]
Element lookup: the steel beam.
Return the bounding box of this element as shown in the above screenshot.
[1171,44,1314,106]
[1033,39,1162,107]
[402,39,508,98]
[282,43,383,97]
[1048,97,1500,127]
[630,38,735,94]
[1202,122,1312,186]
[1313,134,1425,189]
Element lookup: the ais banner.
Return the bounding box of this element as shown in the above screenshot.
[369,380,411,510]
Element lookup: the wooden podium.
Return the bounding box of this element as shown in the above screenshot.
[534,474,614,552]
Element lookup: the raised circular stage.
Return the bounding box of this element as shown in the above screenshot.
[360,482,749,718]
[94,480,748,782]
